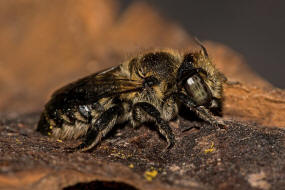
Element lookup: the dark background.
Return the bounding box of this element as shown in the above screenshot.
[121,0,285,88]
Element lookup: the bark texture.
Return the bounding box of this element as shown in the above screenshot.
[0,1,284,190]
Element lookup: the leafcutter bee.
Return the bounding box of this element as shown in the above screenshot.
[37,44,226,152]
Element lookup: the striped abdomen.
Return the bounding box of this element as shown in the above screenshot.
[37,104,96,140]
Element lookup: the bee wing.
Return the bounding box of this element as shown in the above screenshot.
[47,69,143,110]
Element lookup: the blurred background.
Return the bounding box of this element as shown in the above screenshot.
[121,0,285,88]
[0,0,283,113]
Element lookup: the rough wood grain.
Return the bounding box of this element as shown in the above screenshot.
[0,1,284,190]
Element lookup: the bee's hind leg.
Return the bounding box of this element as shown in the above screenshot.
[76,105,123,152]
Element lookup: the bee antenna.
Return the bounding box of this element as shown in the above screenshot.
[193,37,209,57]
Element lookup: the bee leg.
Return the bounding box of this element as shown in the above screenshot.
[76,105,123,152]
[173,93,226,128]
[133,102,175,150]
[195,106,226,128]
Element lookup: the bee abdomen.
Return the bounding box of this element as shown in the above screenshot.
[37,111,53,136]
[37,105,94,140]
[51,121,89,140]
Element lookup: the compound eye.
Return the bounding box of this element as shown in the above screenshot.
[184,75,210,106]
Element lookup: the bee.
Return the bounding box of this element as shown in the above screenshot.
[37,44,226,152]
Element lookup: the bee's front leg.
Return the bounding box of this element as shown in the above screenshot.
[76,105,123,152]
[172,93,226,128]
[132,102,175,150]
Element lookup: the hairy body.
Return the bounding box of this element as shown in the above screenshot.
[37,48,226,151]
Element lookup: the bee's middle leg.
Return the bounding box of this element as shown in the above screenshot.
[76,105,123,152]
[132,102,175,149]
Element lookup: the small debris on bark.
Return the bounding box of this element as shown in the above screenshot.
[0,1,285,190]
[0,113,284,190]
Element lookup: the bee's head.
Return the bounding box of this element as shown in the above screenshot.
[177,47,226,110]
